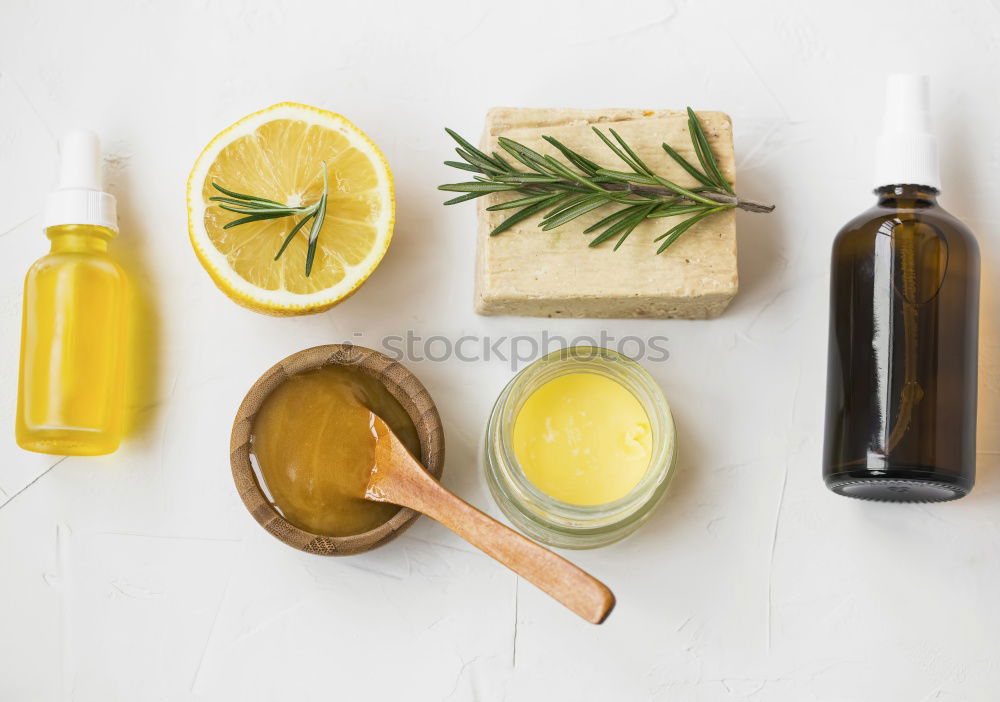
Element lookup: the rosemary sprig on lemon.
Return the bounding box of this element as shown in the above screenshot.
[210,161,329,278]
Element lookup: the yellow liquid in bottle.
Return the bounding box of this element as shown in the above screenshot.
[16,224,128,455]
[512,372,652,505]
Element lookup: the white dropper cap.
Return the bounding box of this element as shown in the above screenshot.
[874,74,940,191]
[42,129,118,232]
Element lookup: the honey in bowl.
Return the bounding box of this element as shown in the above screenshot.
[249,364,421,537]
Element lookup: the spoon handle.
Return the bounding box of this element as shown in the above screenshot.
[369,449,615,624]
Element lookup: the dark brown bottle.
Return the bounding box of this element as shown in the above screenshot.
[823,76,980,502]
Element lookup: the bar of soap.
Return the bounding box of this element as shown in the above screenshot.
[474,108,738,319]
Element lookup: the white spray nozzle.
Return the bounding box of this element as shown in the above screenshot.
[874,74,940,191]
[56,129,102,190]
[43,129,118,232]
[882,74,933,135]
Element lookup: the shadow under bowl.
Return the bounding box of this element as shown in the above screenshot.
[230,344,445,556]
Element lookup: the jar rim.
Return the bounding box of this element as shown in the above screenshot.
[488,346,676,530]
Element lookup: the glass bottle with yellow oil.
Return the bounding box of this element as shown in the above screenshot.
[823,76,980,501]
[16,130,128,456]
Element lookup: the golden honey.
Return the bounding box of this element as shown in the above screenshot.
[250,365,420,536]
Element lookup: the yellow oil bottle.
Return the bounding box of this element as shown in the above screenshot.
[16,131,128,456]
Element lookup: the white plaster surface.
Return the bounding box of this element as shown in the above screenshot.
[2,1,999,700]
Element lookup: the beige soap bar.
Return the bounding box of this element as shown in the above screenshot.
[474,107,738,319]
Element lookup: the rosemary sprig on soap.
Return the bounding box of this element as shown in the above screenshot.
[210,161,329,277]
[439,108,774,253]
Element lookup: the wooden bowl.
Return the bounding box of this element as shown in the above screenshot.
[230,344,445,556]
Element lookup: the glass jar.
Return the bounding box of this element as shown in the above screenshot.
[483,346,676,549]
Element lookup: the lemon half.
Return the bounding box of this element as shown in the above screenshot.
[187,103,394,315]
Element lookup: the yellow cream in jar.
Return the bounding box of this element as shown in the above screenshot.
[512,372,652,506]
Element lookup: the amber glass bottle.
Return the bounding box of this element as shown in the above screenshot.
[823,76,980,502]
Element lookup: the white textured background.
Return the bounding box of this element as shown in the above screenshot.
[2,1,999,700]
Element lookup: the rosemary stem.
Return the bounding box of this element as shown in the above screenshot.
[497,177,774,213]
[592,182,773,213]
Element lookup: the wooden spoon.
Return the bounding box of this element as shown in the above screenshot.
[365,416,616,624]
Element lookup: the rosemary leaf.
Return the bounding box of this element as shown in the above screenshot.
[655,206,725,254]
[211,182,284,206]
[593,169,659,186]
[686,112,715,186]
[544,193,595,219]
[455,147,505,174]
[497,137,557,175]
[222,212,290,229]
[609,128,653,176]
[589,205,648,249]
[541,136,600,175]
[661,142,716,187]
[209,196,283,209]
[541,155,620,197]
[446,128,505,169]
[305,192,328,277]
[591,127,646,174]
[443,160,482,173]
[438,181,523,193]
[582,204,641,234]
[492,152,514,169]
[490,196,563,236]
[587,217,633,247]
[647,204,712,218]
[274,212,315,261]
[686,107,733,193]
[540,196,608,230]
[491,173,564,184]
[613,203,658,250]
[487,193,561,211]
[217,204,309,216]
[589,205,650,247]
[443,192,485,205]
